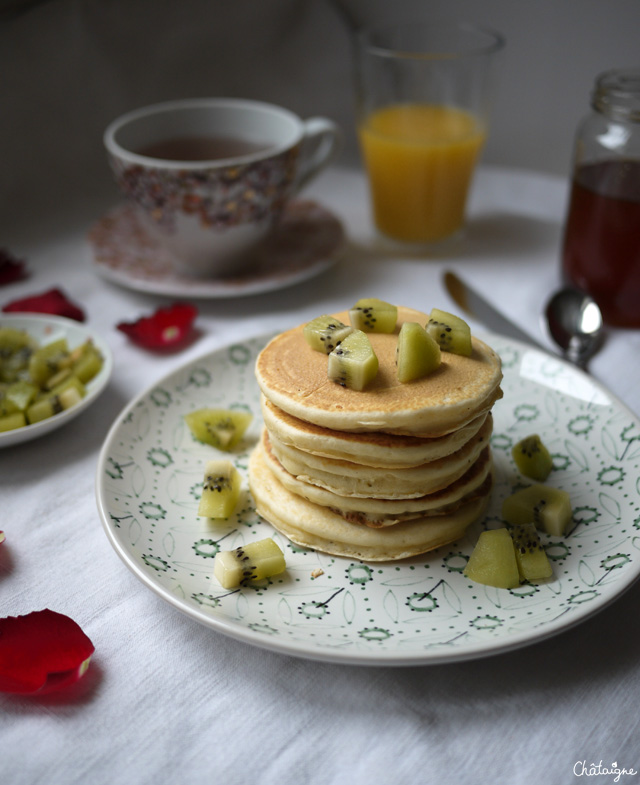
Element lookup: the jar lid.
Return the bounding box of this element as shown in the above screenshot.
[592,68,640,122]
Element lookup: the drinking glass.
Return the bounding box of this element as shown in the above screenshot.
[354,21,504,247]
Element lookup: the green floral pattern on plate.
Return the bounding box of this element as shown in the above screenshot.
[96,333,640,665]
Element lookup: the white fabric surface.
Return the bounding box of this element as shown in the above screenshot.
[2,165,640,785]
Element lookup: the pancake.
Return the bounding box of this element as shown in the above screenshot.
[266,413,493,499]
[249,443,491,561]
[255,306,503,437]
[261,395,488,468]
[261,427,494,527]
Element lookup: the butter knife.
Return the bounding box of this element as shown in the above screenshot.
[443,270,546,350]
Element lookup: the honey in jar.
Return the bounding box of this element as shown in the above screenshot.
[561,69,640,328]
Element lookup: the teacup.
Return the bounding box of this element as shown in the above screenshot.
[103,98,341,277]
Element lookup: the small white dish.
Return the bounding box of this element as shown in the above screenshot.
[96,329,640,666]
[0,314,113,448]
[89,200,345,298]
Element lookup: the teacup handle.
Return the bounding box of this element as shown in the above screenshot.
[296,117,342,190]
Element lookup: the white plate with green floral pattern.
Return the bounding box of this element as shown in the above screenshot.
[96,331,640,665]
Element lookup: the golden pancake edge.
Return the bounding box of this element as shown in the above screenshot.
[249,443,493,562]
[250,304,502,562]
[255,306,503,437]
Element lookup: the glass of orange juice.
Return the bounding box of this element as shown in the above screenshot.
[355,21,504,247]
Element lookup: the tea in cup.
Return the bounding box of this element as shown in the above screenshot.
[103,98,341,276]
[354,21,504,247]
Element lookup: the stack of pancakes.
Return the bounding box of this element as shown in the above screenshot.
[249,306,503,562]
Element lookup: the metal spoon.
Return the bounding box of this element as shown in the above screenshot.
[543,287,604,370]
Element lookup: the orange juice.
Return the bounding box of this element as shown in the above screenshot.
[359,103,486,243]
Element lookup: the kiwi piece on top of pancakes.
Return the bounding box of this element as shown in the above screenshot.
[396,322,441,383]
[426,308,472,356]
[328,330,379,391]
[349,298,398,333]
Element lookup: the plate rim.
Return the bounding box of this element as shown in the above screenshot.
[0,313,114,448]
[95,328,640,666]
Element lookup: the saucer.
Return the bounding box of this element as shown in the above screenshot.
[89,200,345,298]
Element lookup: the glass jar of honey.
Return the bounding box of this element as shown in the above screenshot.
[561,68,640,328]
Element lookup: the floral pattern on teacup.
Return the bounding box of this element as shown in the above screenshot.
[109,146,299,233]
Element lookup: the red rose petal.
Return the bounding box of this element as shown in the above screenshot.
[117,302,198,350]
[2,287,85,322]
[0,609,95,694]
[0,249,29,286]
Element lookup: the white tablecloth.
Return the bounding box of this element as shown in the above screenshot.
[2,166,639,785]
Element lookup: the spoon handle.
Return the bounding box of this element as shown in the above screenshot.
[564,336,599,370]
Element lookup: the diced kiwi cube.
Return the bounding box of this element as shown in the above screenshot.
[184,408,252,451]
[214,538,286,588]
[328,329,378,391]
[0,327,35,354]
[72,345,103,383]
[349,298,398,333]
[502,484,573,537]
[28,338,69,386]
[0,411,27,432]
[44,367,72,390]
[464,528,520,589]
[198,459,242,518]
[48,374,86,399]
[303,315,353,354]
[0,402,18,417]
[426,308,472,356]
[512,434,553,481]
[396,322,441,383]
[510,523,553,582]
[0,388,20,416]
[0,345,33,382]
[5,380,39,411]
[58,386,83,410]
[26,395,63,424]
[64,340,92,367]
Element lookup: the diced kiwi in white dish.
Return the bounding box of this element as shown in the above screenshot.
[303,315,353,354]
[198,459,242,519]
[0,331,103,431]
[214,538,286,589]
[0,327,36,383]
[1,380,38,414]
[28,337,70,386]
[0,411,26,432]
[328,330,379,391]
[502,484,573,537]
[26,385,84,424]
[72,345,104,384]
[349,298,398,333]
[0,326,36,355]
[426,308,472,356]
[396,322,441,383]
